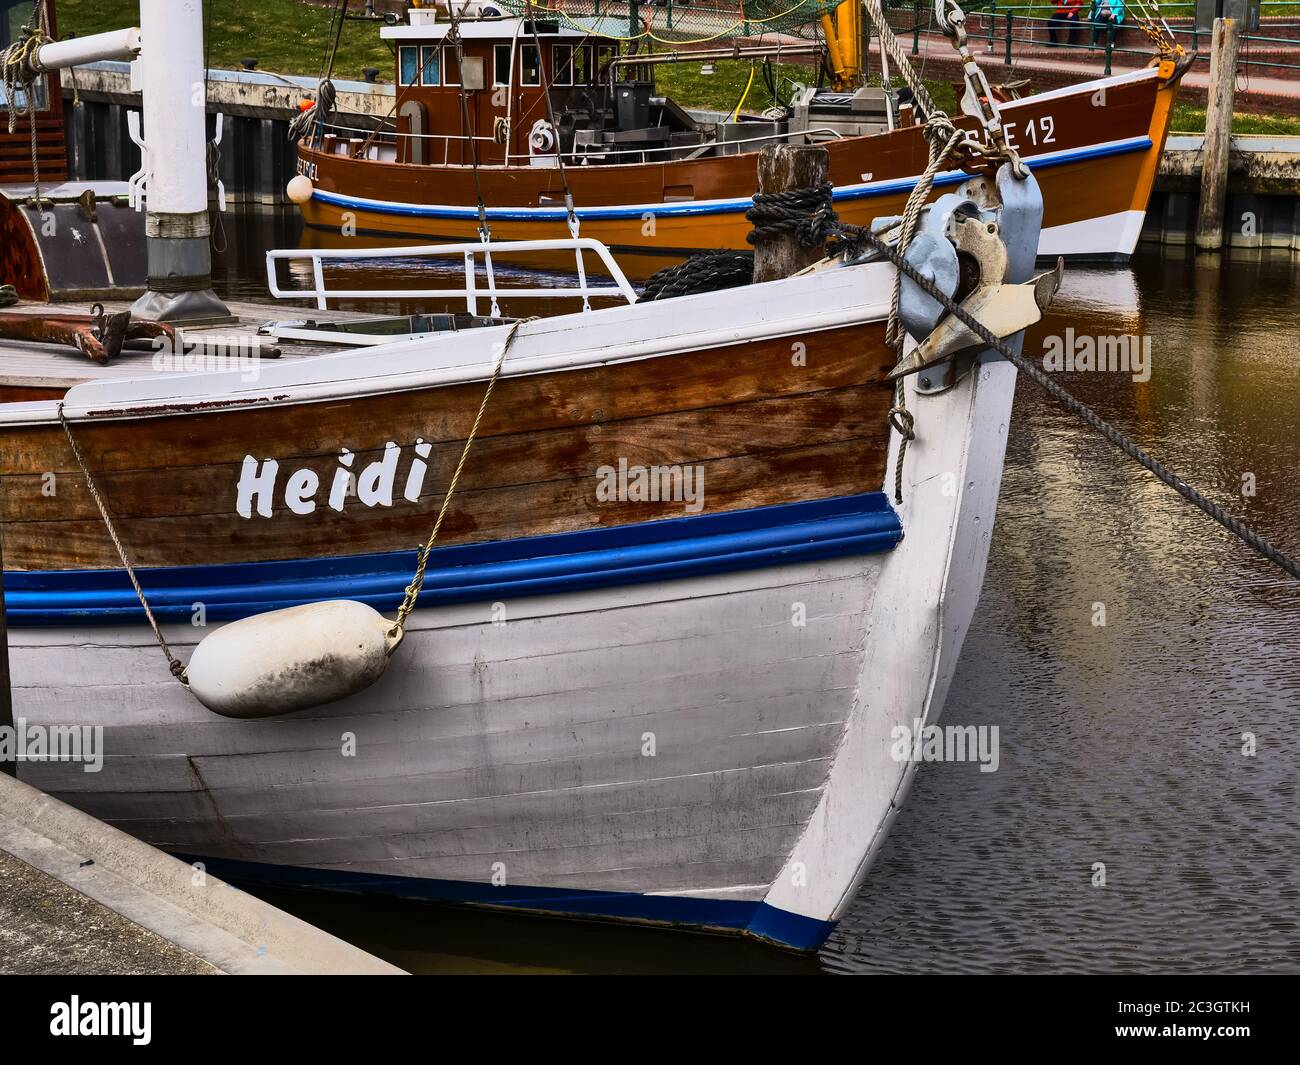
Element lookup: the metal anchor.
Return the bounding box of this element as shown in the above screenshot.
[888,214,1062,384]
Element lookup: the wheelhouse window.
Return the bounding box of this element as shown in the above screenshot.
[493,43,512,87]
[442,47,460,87]
[552,44,573,87]
[399,46,420,87]
[520,44,541,87]
[573,45,591,86]
[420,46,440,86]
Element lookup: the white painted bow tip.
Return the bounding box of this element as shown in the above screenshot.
[187,601,400,719]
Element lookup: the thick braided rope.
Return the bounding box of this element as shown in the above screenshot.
[639,251,754,302]
[856,228,1300,581]
[883,121,967,503]
[885,123,966,352]
[58,404,190,682]
[390,318,533,638]
[744,183,839,249]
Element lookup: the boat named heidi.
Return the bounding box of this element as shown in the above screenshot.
[3,0,1059,951]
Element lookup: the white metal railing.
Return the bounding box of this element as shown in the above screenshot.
[320,121,843,167]
[525,126,847,164]
[265,237,640,316]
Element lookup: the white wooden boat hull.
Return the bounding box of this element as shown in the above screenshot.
[7,345,1015,949]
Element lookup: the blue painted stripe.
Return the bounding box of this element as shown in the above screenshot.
[4,492,901,625]
[310,137,1153,223]
[174,852,837,951]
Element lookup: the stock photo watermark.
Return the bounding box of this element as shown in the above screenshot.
[0,719,104,773]
[1042,328,1152,382]
[890,719,1000,773]
[595,457,705,514]
[152,333,270,382]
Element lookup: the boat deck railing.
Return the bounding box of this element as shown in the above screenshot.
[313,124,845,168]
[266,238,640,315]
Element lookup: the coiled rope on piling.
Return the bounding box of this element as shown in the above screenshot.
[744,182,841,249]
[638,183,839,303]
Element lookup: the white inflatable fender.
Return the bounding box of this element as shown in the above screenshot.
[186,600,401,719]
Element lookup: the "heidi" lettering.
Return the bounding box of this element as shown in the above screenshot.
[235,441,433,518]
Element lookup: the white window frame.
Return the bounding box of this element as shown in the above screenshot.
[552,44,573,87]
[520,43,541,87]
[572,45,592,86]
[419,45,440,86]
[493,43,512,87]
[398,45,420,87]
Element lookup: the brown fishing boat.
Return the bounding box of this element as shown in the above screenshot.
[289,0,1189,277]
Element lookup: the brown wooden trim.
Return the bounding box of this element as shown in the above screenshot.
[2,324,893,571]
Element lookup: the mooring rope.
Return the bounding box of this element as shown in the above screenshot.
[389,317,535,641]
[288,0,348,143]
[57,404,190,683]
[850,228,1300,581]
[57,315,532,683]
[745,182,840,248]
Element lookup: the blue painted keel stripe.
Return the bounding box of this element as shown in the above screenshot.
[310,137,1153,223]
[175,853,836,952]
[5,492,901,625]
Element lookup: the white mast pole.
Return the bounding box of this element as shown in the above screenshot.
[131,0,229,323]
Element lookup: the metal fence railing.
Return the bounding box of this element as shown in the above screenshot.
[904,1,1300,77]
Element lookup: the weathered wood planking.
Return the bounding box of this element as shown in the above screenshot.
[2,322,894,569]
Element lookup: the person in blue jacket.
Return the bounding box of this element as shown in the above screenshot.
[1090,0,1126,47]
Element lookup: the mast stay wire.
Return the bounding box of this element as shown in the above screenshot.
[526,1,591,310]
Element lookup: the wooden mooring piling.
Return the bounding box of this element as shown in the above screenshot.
[1195,17,1243,252]
[752,144,831,284]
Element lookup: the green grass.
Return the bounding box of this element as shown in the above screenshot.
[654,60,818,115]
[1171,101,1300,135]
[58,0,392,82]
